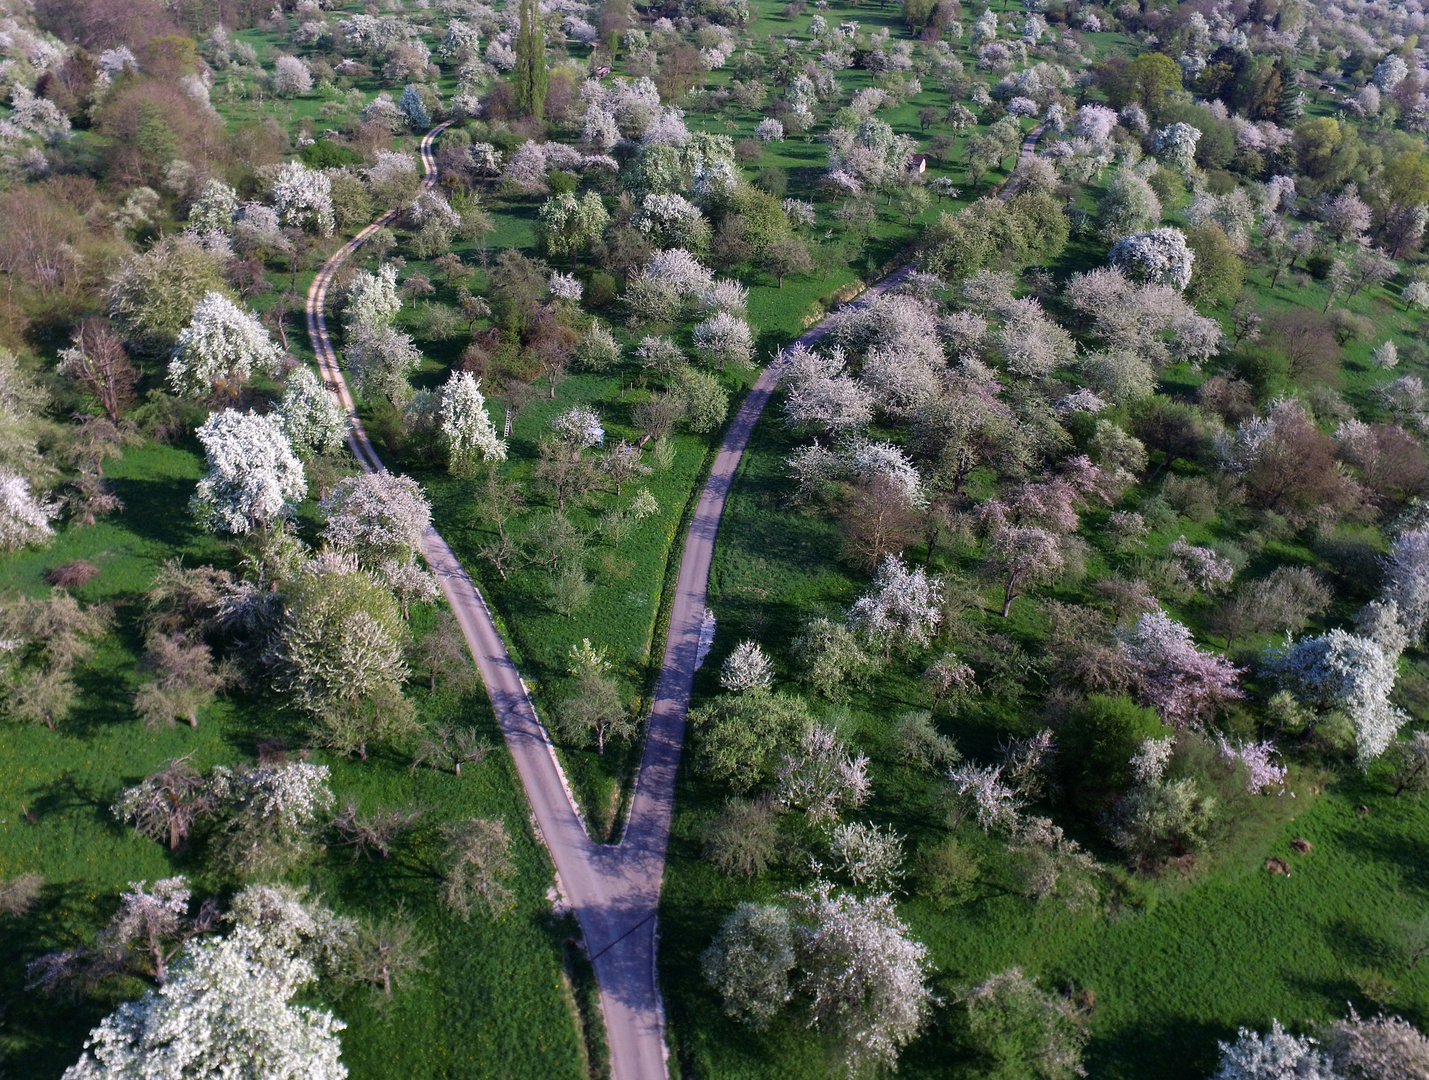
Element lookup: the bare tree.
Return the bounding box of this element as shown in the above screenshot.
[133,632,229,728]
[411,725,492,777]
[27,877,219,993]
[760,236,813,287]
[143,560,233,634]
[472,466,525,582]
[111,754,220,851]
[337,909,429,999]
[1390,731,1429,798]
[330,801,425,859]
[534,439,598,510]
[411,610,475,692]
[439,817,516,921]
[59,320,138,421]
[841,475,921,571]
[530,310,577,399]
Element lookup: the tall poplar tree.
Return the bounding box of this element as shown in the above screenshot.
[513,0,547,120]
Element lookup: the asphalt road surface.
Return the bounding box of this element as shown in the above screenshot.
[306,120,988,1079]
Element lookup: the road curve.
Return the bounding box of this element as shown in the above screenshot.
[305,123,952,1080]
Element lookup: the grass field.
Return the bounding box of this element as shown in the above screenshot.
[657,390,1429,1079]
[0,443,589,1080]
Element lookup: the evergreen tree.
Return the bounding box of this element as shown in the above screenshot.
[513,0,547,120]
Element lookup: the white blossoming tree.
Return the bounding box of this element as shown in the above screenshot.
[788,882,934,1073]
[343,265,401,333]
[272,55,314,97]
[692,312,755,370]
[191,410,307,535]
[1211,1019,1339,1080]
[346,325,422,404]
[1152,121,1201,172]
[552,405,605,455]
[1383,528,1429,643]
[776,725,872,823]
[320,473,432,567]
[1268,628,1407,764]
[0,472,58,551]
[848,556,945,654]
[439,370,507,475]
[1109,228,1195,292]
[276,367,349,459]
[186,179,238,234]
[272,161,334,235]
[720,640,775,693]
[168,292,284,399]
[61,922,348,1080]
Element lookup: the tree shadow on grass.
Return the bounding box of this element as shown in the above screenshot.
[1078,1013,1230,1080]
[0,881,116,1079]
[106,476,203,553]
[66,663,139,737]
[26,772,117,834]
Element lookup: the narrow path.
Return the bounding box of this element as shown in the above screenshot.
[997,122,1047,200]
[306,122,989,1080]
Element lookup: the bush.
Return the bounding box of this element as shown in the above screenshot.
[1162,475,1219,523]
[915,838,979,908]
[702,796,782,877]
[1059,694,1169,815]
[960,968,1089,1080]
[587,271,618,308]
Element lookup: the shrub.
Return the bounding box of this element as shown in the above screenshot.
[1059,694,1169,815]
[702,796,782,877]
[959,968,1089,1080]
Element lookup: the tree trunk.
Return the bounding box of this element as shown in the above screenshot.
[188,710,198,728]
[170,816,182,851]
[454,759,462,777]
[1001,577,1017,618]
[359,742,368,760]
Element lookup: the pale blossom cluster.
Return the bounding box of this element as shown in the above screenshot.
[439,370,507,470]
[692,312,754,369]
[320,472,433,567]
[1169,535,1235,593]
[827,821,905,891]
[277,367,349,459]
[1109,228,1195,292]
[168,292,284,398]
[776,725,872,823]
[191,410,307,535]
[847,556,944,651]
[1120,609,1244,727]
[720,640,775,692]
[1268,628,1407,764]
[786,883,933,1071]
[552,405,605,451]
[272,161,334,235]
[1216,737,1287,794]
[0,473,57,550]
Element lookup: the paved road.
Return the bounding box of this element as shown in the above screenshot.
[997,122,1047,201]
[305,123,922,1080]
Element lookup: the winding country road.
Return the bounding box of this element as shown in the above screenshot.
[307,121,1038,1080]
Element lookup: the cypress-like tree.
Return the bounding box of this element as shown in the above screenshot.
[513,0,547,120]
